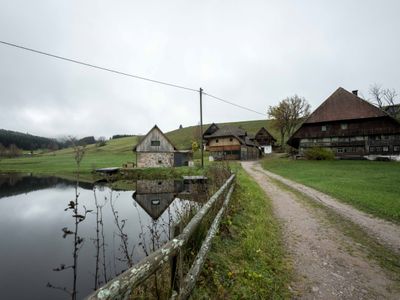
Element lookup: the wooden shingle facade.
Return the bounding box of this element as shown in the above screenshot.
[203,123,259,160]
[255,127,276,154]
[287,88,400,160]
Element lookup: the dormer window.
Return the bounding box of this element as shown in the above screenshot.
[341,123,348,130]
[321,125,327,132]
[151,140,160,146]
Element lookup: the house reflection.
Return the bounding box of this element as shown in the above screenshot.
[132,179,208,220]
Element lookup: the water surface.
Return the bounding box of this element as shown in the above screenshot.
[0,174,206,299]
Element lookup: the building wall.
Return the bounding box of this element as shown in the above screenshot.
[136,179,176,193]
[298,134,400,156]
[137,152,174,168]
[208,137,240,147]
[136,127,175,152]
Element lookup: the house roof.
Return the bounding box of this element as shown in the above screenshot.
[255,127,277,141]
[305,87,387,124]
[204,125,246,139]
[287,87,400,148]
[133,125,177,151]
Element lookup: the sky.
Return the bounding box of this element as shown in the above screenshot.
[0,0,399,138]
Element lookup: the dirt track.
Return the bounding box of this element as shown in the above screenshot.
[242,161,399,299]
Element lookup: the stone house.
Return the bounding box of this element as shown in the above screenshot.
[287,87,400,160]
[133,125,192,168]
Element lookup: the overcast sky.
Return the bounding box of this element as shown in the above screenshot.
[1,0,399,138]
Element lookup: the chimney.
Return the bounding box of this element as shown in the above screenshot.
[352,90,358,96]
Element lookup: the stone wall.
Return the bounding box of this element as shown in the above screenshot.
[137,152,174,168]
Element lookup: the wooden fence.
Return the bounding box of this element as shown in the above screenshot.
[87,174,236,300]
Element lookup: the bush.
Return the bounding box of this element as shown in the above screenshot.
[304,147,334,160]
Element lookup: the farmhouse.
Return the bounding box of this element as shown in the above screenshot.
[287,87,400,159]
[254,127,276,154]
[203,123,259,160]
[133,125,192,168]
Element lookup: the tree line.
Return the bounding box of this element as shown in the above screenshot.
[0,129,107,155]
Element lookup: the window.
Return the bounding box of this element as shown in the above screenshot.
[394,146,400,152]
[158,159,162,164]
[369,146,375,152]
[375,146,382,152]
[216,139,219,143]
[151,140,160,146]
[321,125,327,132]
[341,123,348,130]
[383,146,389,152]
[229,138,233,142]
[337,148,343,153]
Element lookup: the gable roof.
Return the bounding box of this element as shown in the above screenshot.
[133,125,177,151]
[204,125,246,139]
[255,127,277,141]
[305,87,387,124]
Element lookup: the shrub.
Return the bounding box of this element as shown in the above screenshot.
[304,147,334,160]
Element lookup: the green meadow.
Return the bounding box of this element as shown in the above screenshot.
[262,157,400,223]
[0,136,138,176]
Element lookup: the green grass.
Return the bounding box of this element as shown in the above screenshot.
[261,156,400,223]
[166,119,277,149]
[272,178,400,286]
[0,136,138,176]
[193,166,291,299]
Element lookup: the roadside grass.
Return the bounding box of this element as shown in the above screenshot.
[193,167,291,299]
[261,156,400,223]
[271,178,400,289]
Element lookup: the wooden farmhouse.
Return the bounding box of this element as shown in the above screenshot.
[133,125,192,168]
[203,123,259,160]
[287,87,400,160]
[254,127,276,154]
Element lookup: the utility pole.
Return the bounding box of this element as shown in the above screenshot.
[199,87,204,168]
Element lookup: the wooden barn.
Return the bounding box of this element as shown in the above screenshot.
[287,87,400,160]
[255,127,276,154]
[203,123,259,160]
[133,125,192,168]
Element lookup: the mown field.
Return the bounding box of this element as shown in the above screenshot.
[193,165,291,299]
[261,157,400,223]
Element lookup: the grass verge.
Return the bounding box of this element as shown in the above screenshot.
[261,156,400,223]
[271,178,400,288]
[192,167,291,299]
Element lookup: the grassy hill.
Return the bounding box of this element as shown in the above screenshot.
[0,119,276,176]
[0,136,138,176]
[166,119,277,149]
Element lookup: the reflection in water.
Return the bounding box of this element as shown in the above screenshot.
[0,174,208,299]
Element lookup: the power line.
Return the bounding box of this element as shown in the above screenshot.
[203,92,266,116]
[0,40,198,92]
[0,39,266,116]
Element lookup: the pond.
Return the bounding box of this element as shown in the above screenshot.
[0,174,208,299]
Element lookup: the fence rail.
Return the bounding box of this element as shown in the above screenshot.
[87,174,236,300]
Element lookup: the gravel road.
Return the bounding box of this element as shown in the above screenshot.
[242,161,399,299]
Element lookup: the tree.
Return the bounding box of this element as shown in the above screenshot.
[268,95,310,149]
[191,141,199,152]
[369,84,400,118]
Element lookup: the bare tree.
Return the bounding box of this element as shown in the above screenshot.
[369,84,384,108]
[268,95,310,148]
[369,84,399,118]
